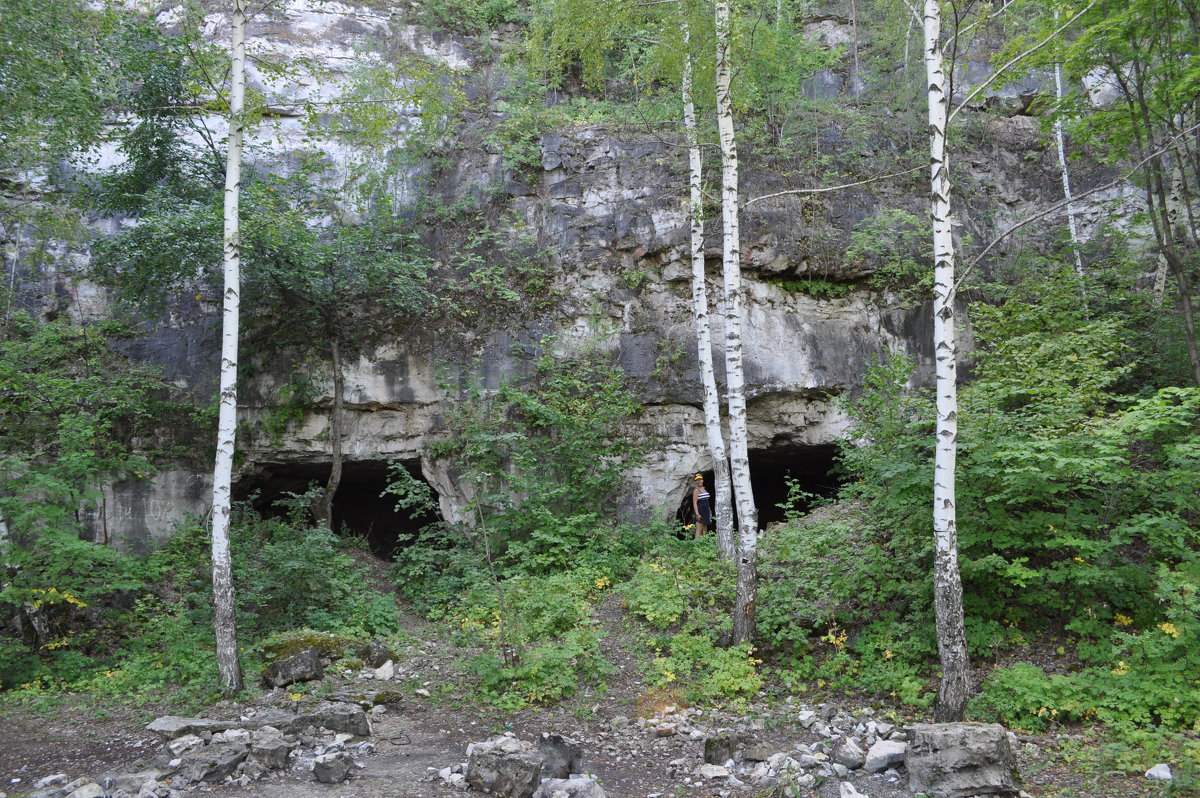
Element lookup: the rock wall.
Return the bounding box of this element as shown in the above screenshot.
[3,0,1150,549]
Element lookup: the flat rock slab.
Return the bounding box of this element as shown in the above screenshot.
[148,704,370,741]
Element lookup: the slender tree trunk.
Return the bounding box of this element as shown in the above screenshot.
[322,337,345,527]
[682,29,735,560]
[716,0,759,643]
[210,0,247,697]
[1052,11,1086,303]
[923,0,970,722]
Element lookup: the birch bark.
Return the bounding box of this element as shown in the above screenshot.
[682,29,734,560]
[923,0,970,722]
[1052,10,1086,301]
[715,0,759,642]
[210,0,246,696]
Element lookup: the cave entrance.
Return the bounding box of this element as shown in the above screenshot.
[672,444,842,532]
[233,459,440,560]
[749,443,841,527]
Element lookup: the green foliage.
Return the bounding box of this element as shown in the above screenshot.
[89,20,223,213]
[0,315,205,691]
[0,503,400,697]
[452,570,615,709]
[0,0,123,170]
[766,276,854,299]
[649,636,763,704]
[429,340,644,570]
[624,537,735,631]
[622,538,768,704]
[972,565,1200,734]
[844,209,933,302]
[416,0,526,34]
[831,263,1200,723]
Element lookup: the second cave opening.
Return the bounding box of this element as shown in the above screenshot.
[675,443,842,531]
[233,459,440,559]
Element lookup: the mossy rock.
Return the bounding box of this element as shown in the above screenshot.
[260,630,359,661]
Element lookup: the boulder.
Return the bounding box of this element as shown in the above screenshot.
[532,777,606,798]
[1146,763,1173,781]
[313,751,354,784]
[308,704,372,737]
[906,723,1020,797]
[357,642,395,668]
[703,731,752,764]
[466,738,545,798]
[250,726,297,769]
[864,739,907,773]
[263,646,325,687]
[832,738,866,770]
[179,742,250,783]
[538,734,582,779]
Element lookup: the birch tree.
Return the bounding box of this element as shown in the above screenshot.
[715,0,759,643]
[682,24,736,560]
[210,0,247,695]
[920,0,970,722]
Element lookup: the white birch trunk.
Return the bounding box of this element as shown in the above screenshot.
[210,0,247,696]
[1051,14,1086,301]
[715,0,758,643]
[923,0,970,722]
[682,31,735,561]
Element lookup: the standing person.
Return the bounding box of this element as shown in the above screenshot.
[692,474,713,538]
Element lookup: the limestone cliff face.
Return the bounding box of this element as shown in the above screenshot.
[5,0,1144,548]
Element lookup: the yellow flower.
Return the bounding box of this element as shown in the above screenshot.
[1111,660,1129,676]
[1073,557,1086,564]
[1114,613,1134,627]
[594,576,611,591]
[884,649,894,660]
[1158,622,1181,638]
[662,670,676,683]
[288,692,304,701]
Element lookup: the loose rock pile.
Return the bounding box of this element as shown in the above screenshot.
[14,704,376,798]
[423,707,1028,798]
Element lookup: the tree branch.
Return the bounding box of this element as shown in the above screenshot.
[947,0,1096,125]
[954,120,1200,291]
[742,164,925,208]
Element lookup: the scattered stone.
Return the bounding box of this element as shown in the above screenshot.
[906,723,1020,798]
[415,688,431,697]
[610,716,629,730]
[147,718,238,740]
[743,743,775,762]
[357,642,395,668]
[63,783,104,798]
[1146,763,1173,781]
[654,724,677,738]
[833,738,866,770]
[797,711,818,729]
[167,735,204,757]
[532,777,607,798]
[698,764,730,779]
[703,732,750,764]
[32,776,67,790]
[262,647,325,688]
[179,742,249,783]
[839,783,867,798]
[864,740,907,773]
[538,734,583,779]
[313,751,354,784]
[250,726,297,768]
[466,737,545,798]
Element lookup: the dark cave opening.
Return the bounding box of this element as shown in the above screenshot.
[674,443,842,532]
[750,443,842,527]
[233,459,440,560]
